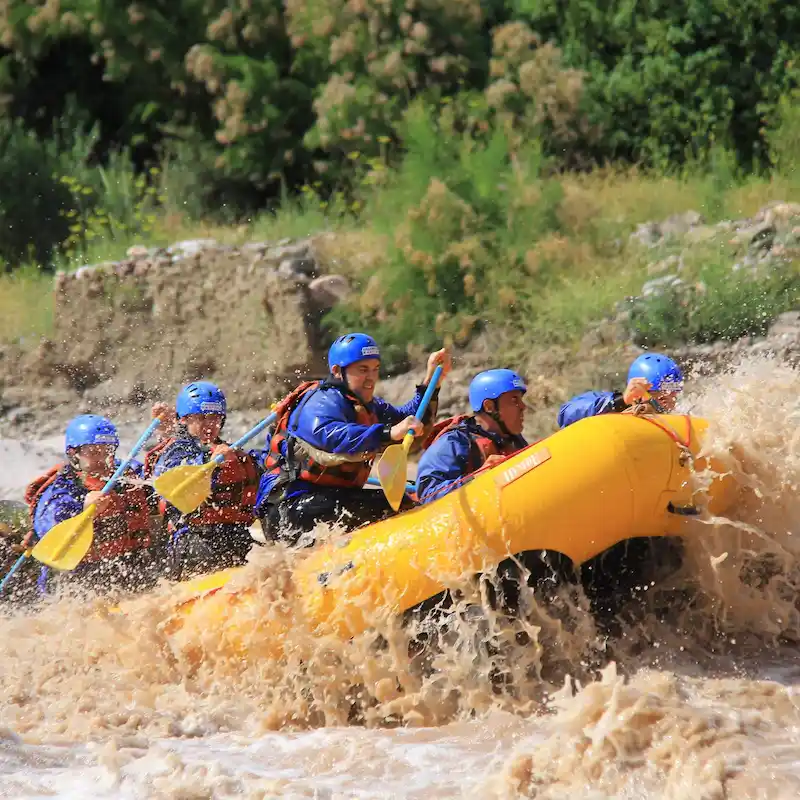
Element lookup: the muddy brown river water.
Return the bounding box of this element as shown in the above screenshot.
[2,356,799,798]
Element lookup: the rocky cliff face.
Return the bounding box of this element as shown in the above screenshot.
[1,236,354,427]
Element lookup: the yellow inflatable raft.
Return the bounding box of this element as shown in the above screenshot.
[159,413,738,654]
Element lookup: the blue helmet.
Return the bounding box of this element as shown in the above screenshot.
[176,381,227,418]
[628,353,684,392]
[469,369,527,413]
[64,414,120,453]
[328,332,381,372]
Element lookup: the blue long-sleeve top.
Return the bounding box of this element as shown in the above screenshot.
[32,459,145,591]
[557,390,627,429]
[415,421,527,504]
[152,437,208,474]
[33,459,145,541]
[152,437,265,475]
[256,380,436,507]
[153,437,209,533]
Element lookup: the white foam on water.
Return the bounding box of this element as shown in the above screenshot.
[2,354,800,799]
[1,715,533,799]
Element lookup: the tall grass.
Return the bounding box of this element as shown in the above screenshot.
[325,103,800,368]
[1,96,799,353]
[0,266,53,345]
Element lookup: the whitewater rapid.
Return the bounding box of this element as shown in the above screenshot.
[2,355,800,799]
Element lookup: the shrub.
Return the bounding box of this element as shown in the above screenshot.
[0,120,73,267]
[765,90,800,186]
[628,257,800,347]
[57,150,163,262]
[288,0,491,180]
[327,102,565,370]
[484,22,591,164]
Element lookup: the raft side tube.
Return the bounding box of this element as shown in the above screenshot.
[293,414,736,639]
[154,414,739,651]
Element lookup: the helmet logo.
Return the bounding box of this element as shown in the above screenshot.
[512,379,525,389]
[93,434,117,443]
[361,346,380,357]
[200,401,224,413]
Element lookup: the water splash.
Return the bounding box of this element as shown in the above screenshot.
[1,354,799,797]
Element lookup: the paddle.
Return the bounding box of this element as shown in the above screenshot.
[376,365,443,512]
[366,476,415,493]
[0,502,30,596]
[0,538,32,596]
[30,418,162,572]
[153,413,276,515]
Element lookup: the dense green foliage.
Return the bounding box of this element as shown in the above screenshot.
[0,113,163,268]
[0,119,72,264]
[0,0,798,358]
[326,104,800,370]
[1,0,798,212]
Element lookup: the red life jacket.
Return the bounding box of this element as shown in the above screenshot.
[25,464,153,563]
[262,380,380,498]
[424,415,524,473]
[24,464,64,514]
[148,438,260,527]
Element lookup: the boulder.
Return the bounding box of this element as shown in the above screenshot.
[45,236,349,410]
[308,274,351,309]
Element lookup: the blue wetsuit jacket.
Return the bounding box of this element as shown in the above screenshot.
[256,381,434,510]
[557,390,627,429]
[416,419,527,504]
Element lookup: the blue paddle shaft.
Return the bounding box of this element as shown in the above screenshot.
[367,476,414,492]
[100,417,162,498]
[415,365,443,423]
[0,552,27,594]
[212,412,278,465]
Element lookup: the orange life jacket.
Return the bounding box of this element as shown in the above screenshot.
[262,380,380,499]
[147,438,260,527]
[26,464,153,563]
[424,415,525,473]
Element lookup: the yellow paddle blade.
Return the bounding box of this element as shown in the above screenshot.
[31,505,97,571]
[153,462,215,515]
[376,434,414,512]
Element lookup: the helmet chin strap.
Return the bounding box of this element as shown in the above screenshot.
[648,395,667,414]
[486,402,512,438]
